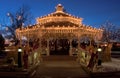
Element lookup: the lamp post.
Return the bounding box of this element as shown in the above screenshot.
[18,47,22,67]
[97,47,102,66]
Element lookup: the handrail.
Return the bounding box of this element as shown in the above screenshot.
[77,47,91,66]
[0,46,41,71]
[26,47,41,69]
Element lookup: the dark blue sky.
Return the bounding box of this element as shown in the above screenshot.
[0,0,120,28]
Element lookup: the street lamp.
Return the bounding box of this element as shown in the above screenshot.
[97,47,102,66]
[18,47,22,68]
[97,48,102,52]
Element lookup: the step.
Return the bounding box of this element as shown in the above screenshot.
[42,55,77,61]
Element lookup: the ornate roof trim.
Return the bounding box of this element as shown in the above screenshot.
[37,4,82,19]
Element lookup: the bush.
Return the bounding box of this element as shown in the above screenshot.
[0,34,5,51]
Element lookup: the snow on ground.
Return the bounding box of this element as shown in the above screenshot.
[94,58,120,72]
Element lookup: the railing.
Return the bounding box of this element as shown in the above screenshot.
[0,46,42,71]
[23,47,42,70]
[111,51,120,58]
[77,47,91,66]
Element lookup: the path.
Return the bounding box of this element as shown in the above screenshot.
[32,55,90,78]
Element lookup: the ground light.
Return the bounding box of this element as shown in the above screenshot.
[97,47,102,66]
[18,47,22,67]
[97,48,102,52]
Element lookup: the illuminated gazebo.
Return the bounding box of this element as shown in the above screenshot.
[16,4,103,56]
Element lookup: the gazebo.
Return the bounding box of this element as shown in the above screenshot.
[16,4,103,56]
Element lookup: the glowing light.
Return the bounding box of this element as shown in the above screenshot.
[97,48,102,52]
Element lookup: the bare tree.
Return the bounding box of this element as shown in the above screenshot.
[6,5,33,40]
[100,21,120,62]
[116,28,120,40]
[100,21,119,42]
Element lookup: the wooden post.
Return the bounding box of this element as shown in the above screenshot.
[46,39,50,56]
[69,39,73,56]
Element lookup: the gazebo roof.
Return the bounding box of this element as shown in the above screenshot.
[37,4,82,27]
[41,4,80,18]
[42,21,79,27]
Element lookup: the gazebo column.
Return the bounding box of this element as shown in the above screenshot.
[69,39,73,56]
[38,31,42,55]
[78,38,80,50]
[39,38,42,53]
[76,35,82,63]
[46,39,50,56]
[77,33,80,51]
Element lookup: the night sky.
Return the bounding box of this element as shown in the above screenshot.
[0,0,120,28]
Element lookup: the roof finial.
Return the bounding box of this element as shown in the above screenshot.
[55,4,64,12]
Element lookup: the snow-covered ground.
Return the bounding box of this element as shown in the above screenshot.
[93,58,120,72]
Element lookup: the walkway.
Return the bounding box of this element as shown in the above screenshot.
[32,55,90,78]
